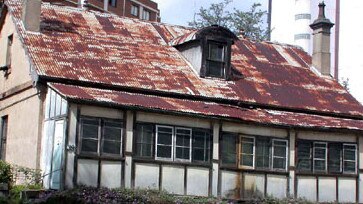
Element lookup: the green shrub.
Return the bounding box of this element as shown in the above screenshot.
[0,160,12,184]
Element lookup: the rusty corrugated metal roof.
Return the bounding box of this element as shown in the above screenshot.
[50,83,363,131]
[5,0,363,119]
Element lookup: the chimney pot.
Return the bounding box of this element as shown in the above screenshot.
[22,0,41,32]
[310,2,334,76]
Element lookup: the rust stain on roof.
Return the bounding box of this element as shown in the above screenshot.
[5,0,363,119]
[51,83,363,131]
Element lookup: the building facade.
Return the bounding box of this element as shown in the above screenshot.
[1,0,363,203]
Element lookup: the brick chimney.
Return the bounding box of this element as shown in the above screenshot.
[22,0,41,32]
[310,2,334,76]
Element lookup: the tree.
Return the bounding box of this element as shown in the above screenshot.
[188,0,269,41]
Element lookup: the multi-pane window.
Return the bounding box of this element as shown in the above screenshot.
[240,137,254,168]
[206,42,226,78]
[221,133,237,166]
[131,5,138,16]
[297,140,357,174]
[80,117,122,156]
[221,133,288,171]
[135,124,211,163]
[135,124,153,158]
[6,34,13,72]
[272,140,287,170]
[313,142,327,172]
[142,10,150,20]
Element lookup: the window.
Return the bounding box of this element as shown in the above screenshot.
[297,140,357,174]
[135,124,154,158]
[343,144,357,173]
[3,34,13,74]
[221,133,237,166]
[239,137,254,168]
[0,116,8,160]
[80,117,123,156]
[313,142,327,172]
[221,133,288,171]
[142,9,150,20]
[136,124,211,163]
[206,42,226,78]
[272,140,287,170]
[108,0,116,7]
[131,5,138,16]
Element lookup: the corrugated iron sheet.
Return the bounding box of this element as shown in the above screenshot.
[50,83,363,131]
[5,0,363,118]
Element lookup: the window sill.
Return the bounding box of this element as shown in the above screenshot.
[296,172,358,178]
[220,166,289,175]
[78,153,125,161]
[133,157,212,168]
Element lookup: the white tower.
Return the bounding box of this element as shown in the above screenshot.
[294,0,312,52]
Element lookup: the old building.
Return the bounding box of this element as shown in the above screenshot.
[0,0,363,202]
[44,0,160,22]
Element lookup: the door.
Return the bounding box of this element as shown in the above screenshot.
[50,120,65,189]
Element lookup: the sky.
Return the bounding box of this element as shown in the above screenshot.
[153,0,268,27]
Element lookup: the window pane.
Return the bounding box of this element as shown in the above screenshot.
[274,146,286,157]
[221,133,236,165]
[255,139,270,169]
[157,145,172,158]
[103,141,121,154]
[344,161,356,173]
[192,130,210,163]
[328,143,342,173]
[344,149,355,161]
[176,147,190,160]
[314,160,326,171]
[273,157,286,169]
[103,126,122,141]
[82,124,98,139]
[193,149,205,162]
[314,148,326,159]
[135,124,153,157]
[209,43,225,61]
[241,155,253,166]
[207,61,224,77]
[176,129,191,147]
[81,139,98,152]
[193,134,205,148]
[242,142,253,154]
[297,141,312,171]
[158,132,172,145]
[136,143,152,157]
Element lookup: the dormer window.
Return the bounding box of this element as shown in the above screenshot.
[206,41,227,78]
[171,25,237,80]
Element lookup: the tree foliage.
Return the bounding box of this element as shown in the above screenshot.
[189,0,269,41]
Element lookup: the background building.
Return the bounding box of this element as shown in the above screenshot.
[270,0,363,104]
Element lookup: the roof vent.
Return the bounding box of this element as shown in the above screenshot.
[22,0,41,32]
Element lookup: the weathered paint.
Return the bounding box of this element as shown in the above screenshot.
[136,112,210,129]
[297,176,317,202]
[124,156,132,188]
[77,159,98,187]
[266,175,287,199]
[41,120,54,189]
[134,163,159,189]
[220,170,239,199]
[288,130,296,197]
[64,104,78,189]
[243,173,265,199]
[338,178,356,203]
[297,131,357,142]
[222,122,288,138]
[80,105,123,119]
[359,173,363,203]
[186,167,209,196]
[318,177,336,202]
[100,161,122,188]
[161,165,184,194]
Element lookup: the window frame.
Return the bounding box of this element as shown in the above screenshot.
[131,4,138,17]
[79,116,123,157]
[108,0,117,7]
[271,139,288,171]
[0,116,8,160]
[313,142,328,173]
[174,127,192,162]
[206,41,227,78]
[343,144,357,174]
[155,125,174,161]
[5,34,13,74]
[192,128,211,163]
[134,123,154,159]
[239,136,255,169]
[142,9,150,21]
